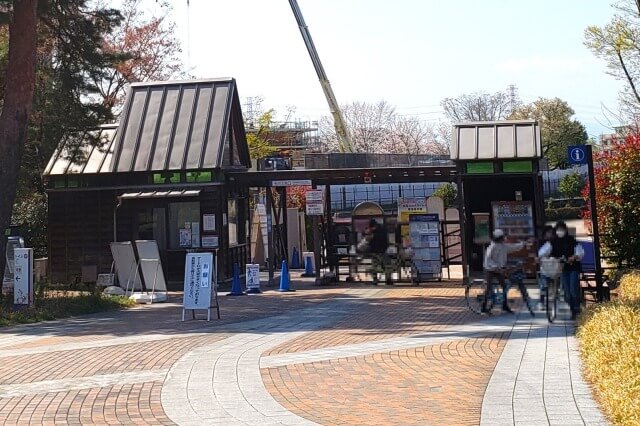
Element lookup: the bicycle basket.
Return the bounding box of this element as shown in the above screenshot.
[540,258,563,279]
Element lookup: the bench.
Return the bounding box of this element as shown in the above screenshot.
[578,240,610,302]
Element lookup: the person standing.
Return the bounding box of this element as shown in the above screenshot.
[537,225,556,310]
[550,221,585,320]
[483,229,526,314]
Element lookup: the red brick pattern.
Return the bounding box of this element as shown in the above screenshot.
[263,333,508,425]
[266,285,476,356]
[0,381,173,425]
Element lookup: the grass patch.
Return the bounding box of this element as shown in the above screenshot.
[578,271,640,425]
[0,290,135,327]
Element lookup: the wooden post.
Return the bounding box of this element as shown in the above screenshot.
[266,187,274,287]
[586,145,605,301]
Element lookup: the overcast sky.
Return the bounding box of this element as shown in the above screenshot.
[161,0,623,138]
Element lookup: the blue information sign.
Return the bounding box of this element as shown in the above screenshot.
[568,145,588,165]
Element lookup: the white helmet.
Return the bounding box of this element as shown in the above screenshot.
[493,229,505,239]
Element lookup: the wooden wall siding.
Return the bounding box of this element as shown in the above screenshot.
[49,190,123,284]
[48,186,246,287]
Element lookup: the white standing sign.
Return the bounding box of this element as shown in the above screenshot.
[182,252,220,320]
[305,189,324,216]
[13,248,33,306]
[246,264,261,293]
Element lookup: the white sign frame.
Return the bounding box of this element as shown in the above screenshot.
[110,242,143,292]
[134,240,168,295]
[182,252,220,321]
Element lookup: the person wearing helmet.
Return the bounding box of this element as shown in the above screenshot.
[482,229,526,313]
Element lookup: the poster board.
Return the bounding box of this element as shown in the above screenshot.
[13,248,33,306]
[397,197,427,247]
[110,242,143,291]
[134,240,167,293]
[182,252,219,320]
[305,190,324,215]
[246,263,261,293]
[2,236,24,295]
[409,214,442,279]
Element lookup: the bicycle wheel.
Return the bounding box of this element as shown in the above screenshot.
[546,278,558,323]
[466,280,491,314]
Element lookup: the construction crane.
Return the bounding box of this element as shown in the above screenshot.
[288,0,354,153]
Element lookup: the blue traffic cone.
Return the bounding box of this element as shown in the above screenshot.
[279,259,294,292]
[227,263,245,296]
[301,254,314,277]
[291,247,301,269]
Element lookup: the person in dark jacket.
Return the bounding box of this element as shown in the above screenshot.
[367,219,388,254]
[549,221,585,320]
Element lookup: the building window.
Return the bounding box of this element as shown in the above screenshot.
[227,198,246,246]
[168,202,200,249]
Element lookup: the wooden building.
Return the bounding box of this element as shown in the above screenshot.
[44,78,251,287]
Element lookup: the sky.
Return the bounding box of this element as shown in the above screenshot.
[159,0,623,139]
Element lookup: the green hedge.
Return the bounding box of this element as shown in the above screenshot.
[545,206,583,221]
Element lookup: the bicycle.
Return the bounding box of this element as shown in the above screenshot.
[465,263,531,315]
[540,257,564,323]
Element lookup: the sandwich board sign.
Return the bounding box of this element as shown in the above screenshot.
[182,252,220,321]
[246,263,261,294]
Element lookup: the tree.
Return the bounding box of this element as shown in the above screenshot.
[432,183,457,208]
[1,1,123,265]
[441,88,518,122]
[318,100,449,155]
[319,101,396,153]
[558,171,585,198]
[585,1,640,123]
[94,0,183,111]
[0,0,40,280]
[246,109,278,160]
[509,98,588,169]
[584,133,640,266]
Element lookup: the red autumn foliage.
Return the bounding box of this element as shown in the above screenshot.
[287,186,312,211]
[583,134,640,266]
[96,0,183,110]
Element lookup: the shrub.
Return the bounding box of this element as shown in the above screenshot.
[558,171,585,198]
[584,134,640,267]
[432,183,457,207]
[618,270,640,303]
[0,292,134,327]
[544,206,583,221]
[578,301,640,425]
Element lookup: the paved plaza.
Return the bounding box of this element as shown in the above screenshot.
[0,281,608,425]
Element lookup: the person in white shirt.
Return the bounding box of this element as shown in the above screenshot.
[483,229,526,314]
[536,226,556,310]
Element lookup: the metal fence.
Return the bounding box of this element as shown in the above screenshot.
[305,153,453,169]
[329,183,446,212]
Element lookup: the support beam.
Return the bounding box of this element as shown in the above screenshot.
[265,188,274,287]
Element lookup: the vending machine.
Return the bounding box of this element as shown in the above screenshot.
[491,201,536,275]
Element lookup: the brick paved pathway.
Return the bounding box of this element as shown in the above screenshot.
[0,283,608,425]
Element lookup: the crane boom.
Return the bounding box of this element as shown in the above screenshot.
[288,0,354,153]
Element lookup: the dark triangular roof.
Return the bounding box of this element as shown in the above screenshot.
[110,78,250,172]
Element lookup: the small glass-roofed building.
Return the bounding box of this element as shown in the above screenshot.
[44,78,251,287]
